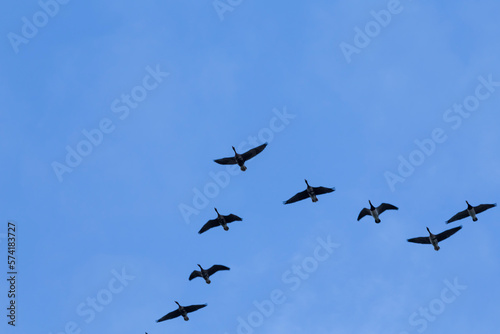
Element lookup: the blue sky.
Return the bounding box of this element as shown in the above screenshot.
[1,0,500,333]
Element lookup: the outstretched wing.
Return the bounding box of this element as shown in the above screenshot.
[283,190,309,204]
[189,270,202,281]
[184,304,207,313]
[357,208,371,221]
[157,309,181,322]
[224,214,242,223]
[198,219,220,234]
[207,264,230,276]
[312,186,335,195]
[407,237,431,244]
[214,157,237,165]
[437,226,462,242]
[378,203,398,214]
[474,203,497,214]
[446,209,469,223]
[241,143,267,161]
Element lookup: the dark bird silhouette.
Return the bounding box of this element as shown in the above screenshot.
[189,264,230,284]
[156,301,207,322]
[446,201,496,223]
[283,179,335,204]
[357,200,398,223]
[407,226,462,251]
[198,208,242,234]
[214,143,267,171]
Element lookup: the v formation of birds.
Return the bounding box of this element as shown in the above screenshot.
[151,142,496,330]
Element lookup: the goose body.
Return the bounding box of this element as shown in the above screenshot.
[189,264,230,284]
[198,208,242,234]
[178,303,189,321]
[427,227,440,251]
[283,180,335,204]
[156,301,207,322]
[217,208,229,231]
[446,201,496,223]
[306,182,318,202]
[214,143,267,171]
[407,226,462,251]
[467,204,477,222]
[357,201,398,223]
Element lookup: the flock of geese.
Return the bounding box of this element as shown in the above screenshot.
[150,143,270,329]
[149,142,496,331]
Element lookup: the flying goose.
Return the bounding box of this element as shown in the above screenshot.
[189,264,230,284]
[156,301,207,322]
[407,226,462,251]
[214,143,267,171]
[357,201,398,223]
[283,179,335,204]
[198,208,242,234]
[446,201,496,223]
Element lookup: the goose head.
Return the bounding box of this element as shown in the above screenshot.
[466,200,472,209]
[232,146,237,154]
[304,179,310,187]
[426,227,432,235]
[369,200,375,210]
[197,264,203,271]
[175,301,181,308]
[214,208,220,216]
